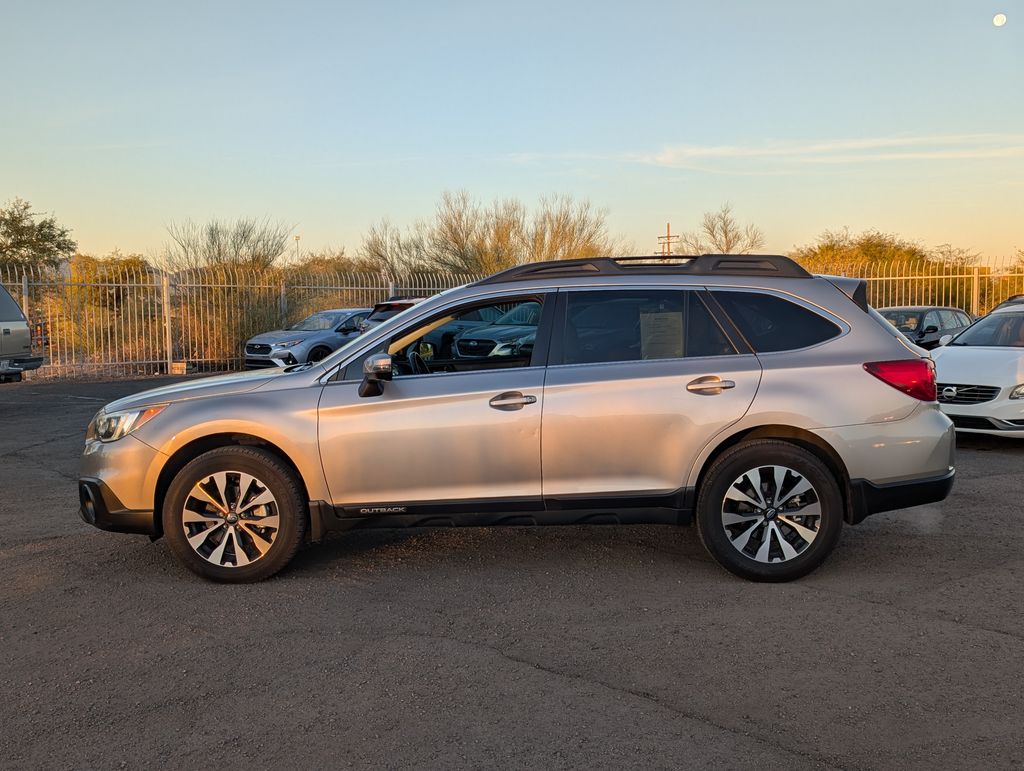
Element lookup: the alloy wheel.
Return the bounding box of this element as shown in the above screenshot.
[181,470,280,567]
[721,465,821,563]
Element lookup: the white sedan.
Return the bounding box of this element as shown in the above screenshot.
[931,305,1024,437]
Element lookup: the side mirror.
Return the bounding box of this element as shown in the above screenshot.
[938,334,953,347]
[337,324,357,334]
[923,325,939,334]
[358,353,392,397]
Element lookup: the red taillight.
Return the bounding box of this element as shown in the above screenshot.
[863,359,936,401]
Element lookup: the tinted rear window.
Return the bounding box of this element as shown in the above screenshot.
[712,291,841,353]
[0,286,25,322]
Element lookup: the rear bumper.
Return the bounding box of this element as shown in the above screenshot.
[79,478,158,536]
[849,468,955,523]
[0,356,43,373]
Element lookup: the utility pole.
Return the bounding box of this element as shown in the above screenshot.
[293,234,301,262]
[656,222,679,257]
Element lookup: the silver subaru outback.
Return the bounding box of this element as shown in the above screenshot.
[79,255,955,583]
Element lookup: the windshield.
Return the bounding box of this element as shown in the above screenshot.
[494,302,541,326]
[951,312,1024,347]
[289,312,346,331]
[880,310,924,330]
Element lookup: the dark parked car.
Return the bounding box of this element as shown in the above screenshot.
[992,294,1024,312]
[878,306,972,350]
[358,297,427,334]
[452,301,541,358]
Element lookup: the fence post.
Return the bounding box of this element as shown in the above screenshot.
[21,271,29,316]
[279,281,288,327]
[971,266,981,316]
[161,273,173,374]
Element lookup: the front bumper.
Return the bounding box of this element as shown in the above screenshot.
[939,396,1024,435]
[245,352,297,369]
[849,468,955,523]
[79,478,157,535]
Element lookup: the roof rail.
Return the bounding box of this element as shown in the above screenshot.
[472,254,810,286]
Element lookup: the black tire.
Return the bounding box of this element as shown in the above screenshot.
[307,346,332,363]
[696,440,843,582]
[162,447,307,583]
[0,372,23,383]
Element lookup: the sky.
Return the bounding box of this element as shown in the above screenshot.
[1,0,1022,261]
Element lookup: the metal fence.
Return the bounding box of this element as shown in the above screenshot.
[3,258,1024,380]
[0,265,480,379]
[817,259,1024,316]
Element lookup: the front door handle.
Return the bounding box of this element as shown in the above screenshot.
[489,391,537,410]
[686,376,736,394]
[1,329,9,335]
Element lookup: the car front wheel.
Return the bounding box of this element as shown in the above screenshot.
[696,440,843,582]
[307,346,332,363]
[162,447,307,582]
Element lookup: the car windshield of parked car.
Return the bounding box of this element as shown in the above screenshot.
[289,312,345,331]
[494,302,541,326]
[881,310,923,331]
[950,312,1024,347]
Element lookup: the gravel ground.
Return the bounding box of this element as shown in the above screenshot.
[1,377,1022,770]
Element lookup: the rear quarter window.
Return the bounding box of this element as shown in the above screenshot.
[711,291,841,353]
[0,286,26,322]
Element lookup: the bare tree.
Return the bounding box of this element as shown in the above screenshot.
[526,195,622,263]
[359,219,430,276]
[932,244,980,268]
[358,191,623,274]
[676,203,765,255]
[160,217,293,272]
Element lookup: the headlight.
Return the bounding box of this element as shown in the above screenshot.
[87,405,167,443]
[272,339,304,349]
[1010,384,1024,400]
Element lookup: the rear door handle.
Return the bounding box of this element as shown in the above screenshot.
[1,329,9,335]
[686,376,736,394]
[489,391,537,410]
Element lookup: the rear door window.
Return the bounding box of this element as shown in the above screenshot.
[559,289,736,365]
[0,286,25,322]
[711,291,841,353]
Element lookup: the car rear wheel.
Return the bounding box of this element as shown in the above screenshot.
[696,440,843,582]
[307,346,332,363]
[0,372,23,383]
[162,447,307,582]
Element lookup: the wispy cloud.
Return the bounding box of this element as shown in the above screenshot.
[635,133,1024,170]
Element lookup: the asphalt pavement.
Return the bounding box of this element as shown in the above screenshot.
[1,377,1022,770]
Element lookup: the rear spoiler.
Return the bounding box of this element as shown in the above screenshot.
[821,275,869,313]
